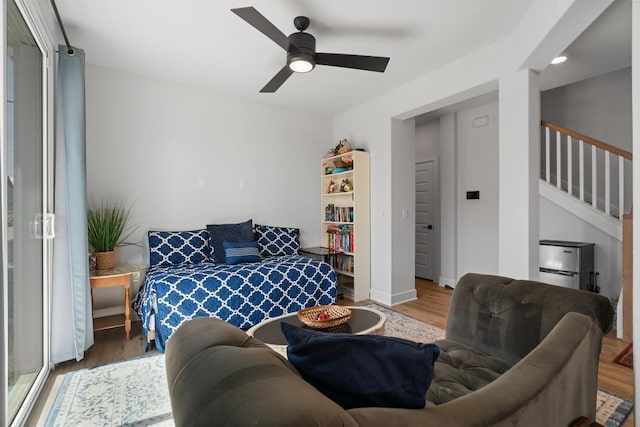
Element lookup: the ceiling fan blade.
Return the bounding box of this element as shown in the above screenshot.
[315,53,390,72]
[231,7,295,51]
[260,65,294,93]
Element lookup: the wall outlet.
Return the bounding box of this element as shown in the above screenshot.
[132,271,141,282]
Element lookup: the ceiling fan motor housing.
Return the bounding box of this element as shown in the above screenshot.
[287,32,316,71]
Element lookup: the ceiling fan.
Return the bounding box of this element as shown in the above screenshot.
[231,7,391,93]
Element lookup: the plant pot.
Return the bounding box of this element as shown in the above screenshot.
[94,251,115,271]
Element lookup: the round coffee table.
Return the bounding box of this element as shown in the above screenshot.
[247,306,386,357]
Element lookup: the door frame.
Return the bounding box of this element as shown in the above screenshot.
[2,0,55,425]
[415,157,440,283]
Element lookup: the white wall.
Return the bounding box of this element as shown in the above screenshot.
[542,67,632,151]
[439,113,457,287]
[456,102,500,276]
[85,64,331,312]
[631,0,640,413]
[415,120,440,162]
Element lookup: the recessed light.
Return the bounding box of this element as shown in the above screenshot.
[551,55,567,65]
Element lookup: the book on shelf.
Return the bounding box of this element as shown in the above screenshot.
[324,204,354,222]
[327,253,354,274]
[326,230,355,253]
[337,283,354,300]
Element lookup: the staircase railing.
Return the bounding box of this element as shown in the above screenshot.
[540,120,633,220]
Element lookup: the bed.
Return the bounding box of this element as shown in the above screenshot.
[132,223,337,352]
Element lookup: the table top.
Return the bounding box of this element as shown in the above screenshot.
[299,246,343,256]
[90,264,146,279]
[247,306,386,346]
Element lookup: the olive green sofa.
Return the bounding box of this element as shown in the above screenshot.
[165,273,613,427]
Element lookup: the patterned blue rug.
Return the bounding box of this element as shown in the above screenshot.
[40,306,633,426]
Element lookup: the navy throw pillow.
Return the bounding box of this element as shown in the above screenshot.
[223,240,261,265]
[207,219,254,264]
[281,322,439,409]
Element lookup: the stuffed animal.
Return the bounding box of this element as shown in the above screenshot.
[340,179,353,192]
[334,139,353,155]
[328,180,336,193]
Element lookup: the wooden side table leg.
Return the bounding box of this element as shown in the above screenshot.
[124,284,131,341]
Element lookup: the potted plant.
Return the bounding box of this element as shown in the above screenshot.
[87,198,135,270]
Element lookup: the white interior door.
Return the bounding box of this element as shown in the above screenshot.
[415,161,435,280]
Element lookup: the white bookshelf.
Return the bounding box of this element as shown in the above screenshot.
[321,150,370,301]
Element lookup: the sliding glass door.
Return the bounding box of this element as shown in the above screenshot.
[4,1,51,425]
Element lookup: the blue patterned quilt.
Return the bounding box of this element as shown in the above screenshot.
[133,255,337,352]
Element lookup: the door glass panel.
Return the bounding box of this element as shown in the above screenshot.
[6,1,44,423]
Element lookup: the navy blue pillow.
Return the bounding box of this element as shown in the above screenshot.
[281,322,439,409]
[223,240,260,265]
[207,219,254,264]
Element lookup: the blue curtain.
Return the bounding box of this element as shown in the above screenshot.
[51,46,93,363]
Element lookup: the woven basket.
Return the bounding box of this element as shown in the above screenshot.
[94,251,115,271]
[297,305,352,329]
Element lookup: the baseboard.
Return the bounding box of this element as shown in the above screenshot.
[391,289,417,305]
[369,288,392,305]
[439,277,456,288]
[369,288,417,306]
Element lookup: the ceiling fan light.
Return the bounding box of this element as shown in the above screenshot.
[289,58,314,73]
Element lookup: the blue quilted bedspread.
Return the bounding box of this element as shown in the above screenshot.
[132,255,337,352]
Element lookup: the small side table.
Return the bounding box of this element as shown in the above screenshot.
[90,265,140,341]
[299,246,343,263]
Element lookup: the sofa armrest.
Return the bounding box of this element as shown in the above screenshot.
[347,312,603,426]
[165,317,359,427]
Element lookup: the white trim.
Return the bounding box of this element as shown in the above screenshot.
[438,276,456,288]
[389,289,417,305]
[539,181,622,241]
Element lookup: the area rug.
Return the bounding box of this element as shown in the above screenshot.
[41,307,633,427]
[613,342,633,369]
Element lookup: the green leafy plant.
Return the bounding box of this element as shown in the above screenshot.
[87,198,135,252]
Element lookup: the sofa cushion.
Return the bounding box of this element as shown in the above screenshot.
[426,338,514,405]
[281,322,440,410]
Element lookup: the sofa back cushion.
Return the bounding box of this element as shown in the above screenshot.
[446,273,614,364]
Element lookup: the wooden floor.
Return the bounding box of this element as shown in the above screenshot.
[27,278,634,425]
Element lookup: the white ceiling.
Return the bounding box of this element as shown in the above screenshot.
[49,0,537,117]
[538,0,631,91]
[46,0,630,118]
